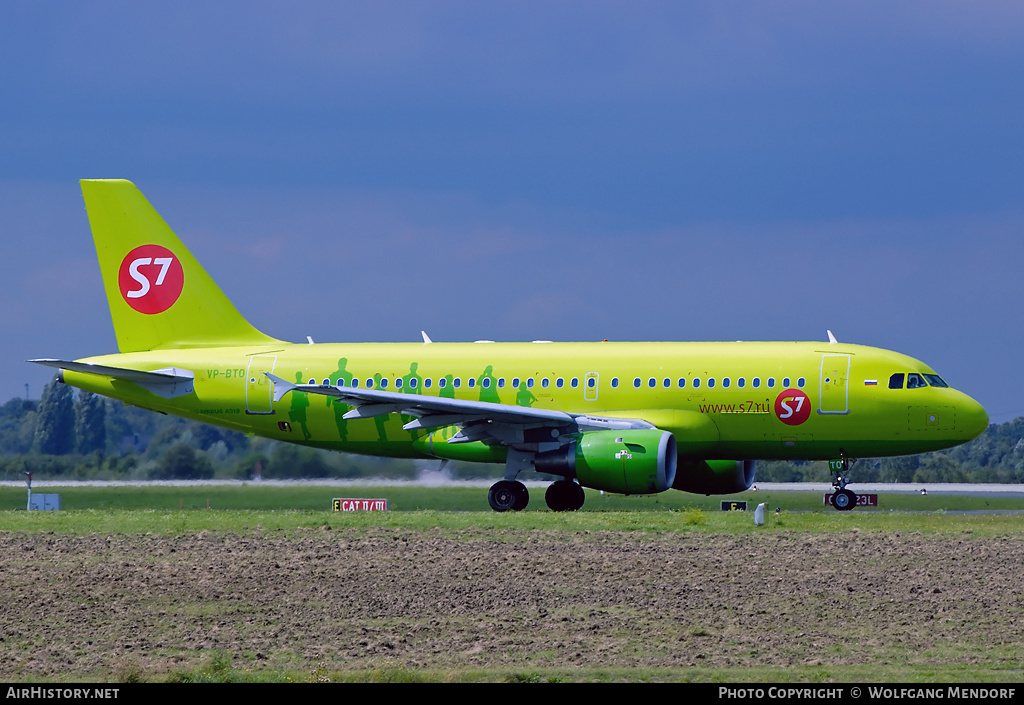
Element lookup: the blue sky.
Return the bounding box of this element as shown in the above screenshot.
[3,2,1023,422]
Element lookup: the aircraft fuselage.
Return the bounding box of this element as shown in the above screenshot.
[65,340,988,465]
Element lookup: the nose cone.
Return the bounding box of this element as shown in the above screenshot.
[958,394,989,440]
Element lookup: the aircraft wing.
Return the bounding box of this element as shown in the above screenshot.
[30,359,195,399]
[266,373,652,446]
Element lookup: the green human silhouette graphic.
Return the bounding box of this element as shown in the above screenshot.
[516,380,537,408]
[402,362,423,394]
[288,371,312,440]
[401,362,424,440]
[329,357,354,441]
[373,373,388,442]
[478,365,500,404]
[439,374,455,399]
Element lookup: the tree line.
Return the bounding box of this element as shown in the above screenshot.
[2,377,1022,483]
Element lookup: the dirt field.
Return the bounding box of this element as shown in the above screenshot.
[2,528,1023,680]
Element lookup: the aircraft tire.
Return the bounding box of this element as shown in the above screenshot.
[545,480,585,512]
[489,480,529,512]
[832,489,857,511]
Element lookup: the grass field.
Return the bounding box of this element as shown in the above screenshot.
[3,482,1022,513]
[1,484,1022,683]
[1,483,1021,536]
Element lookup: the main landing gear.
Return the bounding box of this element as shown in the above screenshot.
[829,454,858,511]
[487,480,529,512]
[487,478,586,512]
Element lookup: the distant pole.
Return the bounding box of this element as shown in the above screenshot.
[24,383,29,399]
[24,471,32,511]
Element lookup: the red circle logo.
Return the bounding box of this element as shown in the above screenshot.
[117,245,184,314]
[774,389,811,426]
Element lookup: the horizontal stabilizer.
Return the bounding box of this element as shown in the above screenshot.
[30,359,195,399]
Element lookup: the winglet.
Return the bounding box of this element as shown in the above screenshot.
[827,330,838,344]
[421,331,432,344]
[265,372,297,403]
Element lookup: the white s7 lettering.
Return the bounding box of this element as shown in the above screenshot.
[126,257,174,298]
[126,257,152,298]
[153,257,173,285]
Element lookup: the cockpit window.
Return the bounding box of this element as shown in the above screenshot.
[906,373,927,389]
[923,374,948,388]
[888,373,904,389]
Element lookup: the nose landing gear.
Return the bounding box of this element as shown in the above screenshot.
[829,454,858,511]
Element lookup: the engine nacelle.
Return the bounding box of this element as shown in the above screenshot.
[671,459,756,495]
[535,429,677,494]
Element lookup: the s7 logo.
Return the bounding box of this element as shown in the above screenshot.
[774,389,811,425]
[117,245,184,314]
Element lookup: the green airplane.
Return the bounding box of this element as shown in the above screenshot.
[33,180,988,512]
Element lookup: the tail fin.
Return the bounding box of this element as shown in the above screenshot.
[81,179,280,352]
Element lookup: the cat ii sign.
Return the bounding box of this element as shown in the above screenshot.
[333,498,389,511]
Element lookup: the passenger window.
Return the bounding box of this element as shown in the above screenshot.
[468,378,475,388]
[380,378,388,389]
[611,378,619,388]
[708,378,716,388]
[722,377,730,388]
[737,378,745,388]
[767,378,775,388]
[424,378,431,389]
[571,378,579,388]
[693,378,701,388]
[907,373,926,389]
[888,373,904,389]
[634,378,642,388]
[453,378,461,388]
[541,378,549,388]
[783,377,790,387]
[678,378,686,388]
[648,377,656,388]
[409,378,417,389]
[438,378,446,389]
[308,378,315,385]
[482,378,490,388]
[512,377,520,388]
[498,378,505,388]
[798,377,805,388]
[527,378,534,388]
[366,378,374,388]
[336,378,346,387]
[395,378,403,389]
[663,378,671,388]
[752,378,760,388]
[556,378,564,388]
[351,378,359,388]
[587,377,596,388]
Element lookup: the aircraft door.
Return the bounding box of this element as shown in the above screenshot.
[819,354,850,415]
[246,355,277,415]
[584,372,599,401]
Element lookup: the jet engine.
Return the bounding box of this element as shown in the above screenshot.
[535,429,677,494]
[671,459,756,495]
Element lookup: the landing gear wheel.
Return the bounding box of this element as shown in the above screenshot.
[488,480,529,512]
[545,480,586,512]
[832,488,857,511]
